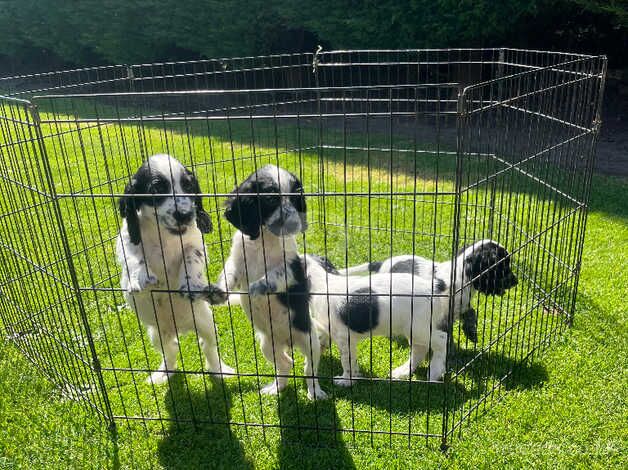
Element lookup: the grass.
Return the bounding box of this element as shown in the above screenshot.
[0,96,627,468]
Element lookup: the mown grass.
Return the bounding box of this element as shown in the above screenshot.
[0,96,626,468]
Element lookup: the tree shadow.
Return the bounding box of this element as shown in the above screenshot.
[29,95,628,236]
[156,373,253,469]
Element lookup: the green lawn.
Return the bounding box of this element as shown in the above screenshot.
[0,97,626,468]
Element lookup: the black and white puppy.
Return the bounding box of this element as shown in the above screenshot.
[217,165,327,400]
[338,241,518,343]
[308,240,517,384]
[116,153,234,384]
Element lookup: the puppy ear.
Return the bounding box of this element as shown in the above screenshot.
[224,189,262,239]
[187,170,212,233]
[468,246,501,295]
[119,179,142,245]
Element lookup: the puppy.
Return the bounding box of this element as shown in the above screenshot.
[116,154,234,384]
[217,165,327,400]
[307,240,518,384]
[337,242,513,343]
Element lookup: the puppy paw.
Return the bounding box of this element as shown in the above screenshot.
[203,284,228,305]
[318,333,331,352]
[333,375,357,387]
[391,365,412,380]
[307,386,328,401]
[249,279,276,296]
[461,308,478,343]
[260,381,283,395]
[206,361,235,378]
[178,282,210,301]
[147,370,171,385]
[128,271,157,293]
[427,365,446,382]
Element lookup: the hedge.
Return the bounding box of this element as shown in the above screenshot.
[0,1,625,66]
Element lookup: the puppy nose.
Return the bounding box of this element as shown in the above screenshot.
[283,217,301,233]
[173,210,193,224]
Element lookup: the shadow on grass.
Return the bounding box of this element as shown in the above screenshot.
[32,97,628,222]
[275,385,357,470]
[156,374,254,470]
[318,353,465,414]
[316,343,548,414]
[448,346,549,392]
[156,373,357,469]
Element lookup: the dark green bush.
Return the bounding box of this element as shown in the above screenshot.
[0,0,625,67]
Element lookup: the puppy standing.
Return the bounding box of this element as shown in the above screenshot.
[217,165,327,400]
[308,240,518,384]
[319,253,477,343]
[117,154,234,384]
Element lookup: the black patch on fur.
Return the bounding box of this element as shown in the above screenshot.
[183,168,212,233]
[224,168,281,239]
[338,287,379,334]
[461,307,478,343]
[464,243,518,296]
[435,278,447,293]
[390,259,416,274]
[368,261,383,272]
[119,164,153,244]
[277,257,311,333]
[193,249,203,258]
[390,258,428,276]
[289,179,306,214]
[308,254,339,274]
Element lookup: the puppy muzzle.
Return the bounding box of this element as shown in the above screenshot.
[266,204,307,237]
[162,196,196,234]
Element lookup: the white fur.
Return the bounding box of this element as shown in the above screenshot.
[306,255,450,384]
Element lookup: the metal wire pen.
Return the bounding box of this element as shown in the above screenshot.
[0,49,606,449]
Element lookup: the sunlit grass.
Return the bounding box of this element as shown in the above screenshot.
[2,96,623,468]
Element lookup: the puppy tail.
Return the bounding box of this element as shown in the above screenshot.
[337,261,380,276]
[283,351,294,366]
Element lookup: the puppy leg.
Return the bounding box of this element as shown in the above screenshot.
[178,246,229,304]
[259,334,291,395]
[295,331,327,400]
[427,330,448,382]
[334,333,361,387]
[318,328,331,352]
[194,305,235,378]
[391,342,428,379]
[146,326,179,385]
[461,307,478,343]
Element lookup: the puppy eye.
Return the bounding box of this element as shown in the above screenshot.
[151,178,170,194]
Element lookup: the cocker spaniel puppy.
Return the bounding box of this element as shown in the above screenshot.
[116,153,234,384]
[308,240,518,384]
[217,165,327,400]
[338,241,516,343]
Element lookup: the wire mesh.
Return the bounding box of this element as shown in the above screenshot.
[0,49,606,449]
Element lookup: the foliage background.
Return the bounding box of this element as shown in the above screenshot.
[0,0,625,72]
